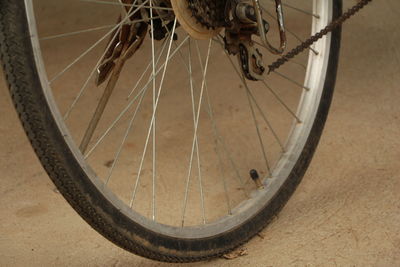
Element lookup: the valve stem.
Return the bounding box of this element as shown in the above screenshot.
[250,169,264,189]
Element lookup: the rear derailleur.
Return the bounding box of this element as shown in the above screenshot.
[95,0,287,85]
[223,0,286,81]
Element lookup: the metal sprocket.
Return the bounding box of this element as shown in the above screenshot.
[187,0,228,29]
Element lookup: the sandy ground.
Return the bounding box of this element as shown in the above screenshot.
[1,1,400,266]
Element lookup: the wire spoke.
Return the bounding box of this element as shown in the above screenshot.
[260,5,319,55]
[162,31,246,203]
[216,37,285,152]
[187,40,206,224]
[199,43,248,193]
[261,80,302,122]
[130,18,178,208]
[22,0,336,231]
[252,39,312,66]
[84,78,148,159]
[40,16,162,41]
[216,146,232,215]
[243,77,272,175]
[49,0,147,83]
[272,70,310,91]
[150,0,157,221]
[84,34,189,159]
[105,85,148,185]
[181,39,212,227]
[163,31,247,223]
[284,28,319,55]
[155,15,210,223]
[214,37,272,174]
[167,33,248,203]
[197,42,235,215]
[80,0,173,10]
[221,65,287,153]
[157,15,192,73]
[63,20,125,121]
[246,87,285,152]
[126,38,168,99]
[265,0,320,18]
[41,24,120,41]
[126,34,186,100]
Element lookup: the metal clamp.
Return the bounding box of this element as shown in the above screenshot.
[252,0,286,55]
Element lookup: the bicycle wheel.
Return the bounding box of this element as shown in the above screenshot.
[0,0,342,262]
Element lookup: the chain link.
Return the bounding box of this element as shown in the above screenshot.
[268,0,373,73]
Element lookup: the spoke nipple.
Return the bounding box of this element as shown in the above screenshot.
[250,169,264,189]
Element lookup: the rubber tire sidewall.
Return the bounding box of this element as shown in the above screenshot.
[0,0,342,262]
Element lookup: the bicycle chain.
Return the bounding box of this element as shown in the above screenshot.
[268,0,373,73]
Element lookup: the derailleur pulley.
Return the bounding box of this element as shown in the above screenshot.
[223,0,286,81]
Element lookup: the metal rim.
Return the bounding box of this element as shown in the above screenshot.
[25,0,332,238]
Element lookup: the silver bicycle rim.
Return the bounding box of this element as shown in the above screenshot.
[25,0,333,238]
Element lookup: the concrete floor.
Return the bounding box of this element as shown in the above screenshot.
[1,1,400,266]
